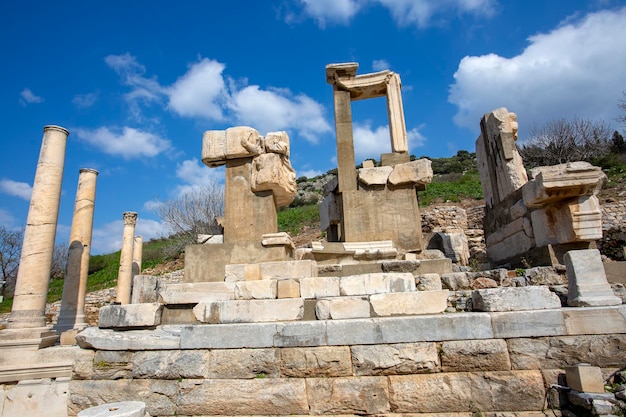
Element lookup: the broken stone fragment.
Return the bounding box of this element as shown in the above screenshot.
[388,158,433,186]
[357,166,393,185]
[202,126,264,166]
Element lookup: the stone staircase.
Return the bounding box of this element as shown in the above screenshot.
[99,258,454,329]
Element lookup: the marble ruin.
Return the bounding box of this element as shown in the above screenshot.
[477,107,606,267]
[1,67,625,417]
[56,168,99,334]
[321,63,433,254]
[184,127,297,282]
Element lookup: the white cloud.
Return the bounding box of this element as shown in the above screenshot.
[75,126,172,159]
[353,123,392,163]
[299,0,361,27]
[173,158,224,197]
[142,200,163,212]
[449,7,626,136]
[372,59,390,72]
[106,55,331,144]
[297,169,324,178]
[167,58,227,120]
[353,123,427,162]
[105,53,165,120]
[230,86,331,143]
[376,0,495,27]
[297,0,495,28]
[19,88,43,105]
[0,179,32,200]
[72,92,98,108]
[91,218,167,254]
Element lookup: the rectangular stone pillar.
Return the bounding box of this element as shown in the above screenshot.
[224,158,277,243]
[333,90,357,193]
[386,73,408,153]
[565,249,621,306]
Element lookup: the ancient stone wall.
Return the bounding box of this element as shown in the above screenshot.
[67,315,626,416]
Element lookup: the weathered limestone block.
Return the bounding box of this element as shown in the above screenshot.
[370,291,448,316]
[98,303,163,328]
[440,339,511,372]
[277,279,300,298]
[563,306,626,334]
[340,272,415,296]
[380,259,421,273]
[300,276,340,298]
[252,152,296,207]
[435,232,470,265]
[476,107,528,208]
[202,126,263,166]
[261,232,294,248]
[69,380,177,416]
[159,282,235,304]
[208,348,280,378]
[234,280,277,299]
[131,350,210,379]
[388,371,545,413]
[76,326,181,351]
[388,158,433,186]
[351,342,439,375]
[565,363,605,393]
[531,196,603,245]
[472,286,561,312]
[180,322,277,349]
[491,309,565,338]
[357,166,393,185]
[487,229,534,263]
[522,162,606,209]
[565,249,622,307]
[280,346,352,377]
[77,401,146,417]
[131,275,158,304]
[316,297,370,320]
[275,321,328,347]
[176,379,309,416]
[260,260,316,279]
[92,351,132,380]
[507,335,626,370]
[306,376,390,415]
[416,273,442,291]
[193,299,304,323]
[3,379,70,417]
[441,272,471,290]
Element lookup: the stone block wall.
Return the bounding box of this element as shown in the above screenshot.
[68,329,626,416]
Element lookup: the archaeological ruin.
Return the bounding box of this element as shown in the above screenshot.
[0,64,625,417]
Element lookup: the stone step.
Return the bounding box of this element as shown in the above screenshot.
[225,260,317,281]
[190,290,450,324]
[317,258,453,277]
[160,282,236,304]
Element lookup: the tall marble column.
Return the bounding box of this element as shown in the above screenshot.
[9,125,69,330]
[56,168,98,332]
[116,212,137,304]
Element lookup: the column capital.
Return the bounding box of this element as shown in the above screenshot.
[122,211,138,226]
[79,167,99,176]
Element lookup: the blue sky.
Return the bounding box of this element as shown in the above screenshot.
[1,0,625,254]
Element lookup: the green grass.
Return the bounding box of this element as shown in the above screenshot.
[418,171,483,206]
[277,204,320,235]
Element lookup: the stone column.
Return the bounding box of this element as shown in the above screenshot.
[56,168,98,332]
[116,212,137,304]
[9,125,69,329]
[132,235,143,278]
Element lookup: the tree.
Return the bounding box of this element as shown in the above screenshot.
[154,182,225,245]
[519,117,612,167]
[50,242,68,280]
[0,226,22,298]
[611,130,626,153]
